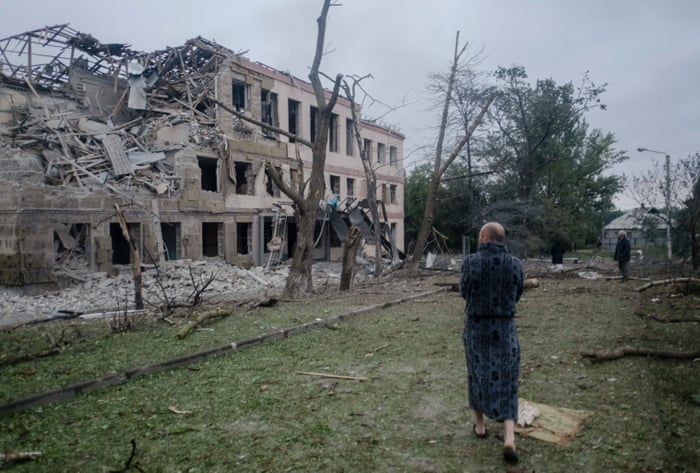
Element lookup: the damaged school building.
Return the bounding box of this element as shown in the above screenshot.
[0,24,405,286]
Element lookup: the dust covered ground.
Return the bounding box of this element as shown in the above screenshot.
[0,257,698,472]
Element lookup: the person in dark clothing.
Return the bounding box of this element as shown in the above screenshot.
[550,237,566,271]
[460,222,524,464]
[614,230,632,281]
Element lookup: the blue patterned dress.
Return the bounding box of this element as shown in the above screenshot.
[459,241,524,421]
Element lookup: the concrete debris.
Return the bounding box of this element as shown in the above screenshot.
[0,260,363,329]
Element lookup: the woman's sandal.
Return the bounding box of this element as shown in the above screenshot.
[472,424,488,439]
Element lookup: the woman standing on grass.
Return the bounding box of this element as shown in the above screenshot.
[459,222,524,464]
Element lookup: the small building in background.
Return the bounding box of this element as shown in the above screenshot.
[602,206,669,250]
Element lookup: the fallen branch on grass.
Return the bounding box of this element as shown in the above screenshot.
[2,348,61,366]
[175,309,234,339]
[297,371,368,381]
[175,298,278,339]
[109,439,142,473]
[636,277,700,292]
[582,345,700,361]
[1,450,42,464]
[634,311,700,323]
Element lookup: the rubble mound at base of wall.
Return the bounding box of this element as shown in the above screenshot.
[0,260,362,329]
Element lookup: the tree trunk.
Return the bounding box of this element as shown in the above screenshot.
[284,203,315,298]
[408,175,440,274]
[115,204,144,310]
[340,226,362,291]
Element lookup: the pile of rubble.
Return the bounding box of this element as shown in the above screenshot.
[0,260,357,329]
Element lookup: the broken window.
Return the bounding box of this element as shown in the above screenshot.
[346,118,354,156]
[329,113,339,152]
[232,81,247,111]
[310,106,318,143]
[161,222,181,260]
[261,89,279,137]
[390,184,398,204]
[330,175,340,196]
[381,183,388,203]
[202,222,222,257]
[237,222,252,255]
[377,143,386,164]
[288,99,300,142]
[346,178,355,198]
[54,223,88,263]
[363,138,372,159]
[234,161,254,195]
[263,216,275,250]
[198,156,219,192]
[266,166,281,197]
[389,145,398,165]
[110,222,141,265]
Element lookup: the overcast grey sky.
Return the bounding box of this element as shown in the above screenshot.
[2,0,698,208]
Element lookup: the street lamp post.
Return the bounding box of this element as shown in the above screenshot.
[637,147,672,263]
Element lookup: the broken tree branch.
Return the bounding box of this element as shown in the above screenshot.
[636,277,700,292]
[1,450,42,464]
[186,266,218,306]
[175,308,234,339]
[296,371,368,381]
[213,99,312,148]
[108,439,142,473]
[582,345,700,361]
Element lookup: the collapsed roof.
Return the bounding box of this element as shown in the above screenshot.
[0,23,236,95]
[0,25,248,193]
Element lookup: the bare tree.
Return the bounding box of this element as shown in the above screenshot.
[281,0,342,297]
[214,1,342,298]
[626,153,699,213]
[269,0,343,297]
[626,152,700,264]
[407,32,494,275]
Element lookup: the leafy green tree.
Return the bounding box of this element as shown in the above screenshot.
[482,66,625,251]
[405,158,488,254]
[404,163,431,252]
[434,159,490,250]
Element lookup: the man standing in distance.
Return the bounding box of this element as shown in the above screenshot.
[459,222,524,464]
[614,230,632,282]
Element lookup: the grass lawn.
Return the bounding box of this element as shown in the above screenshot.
[1,267,698,472]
